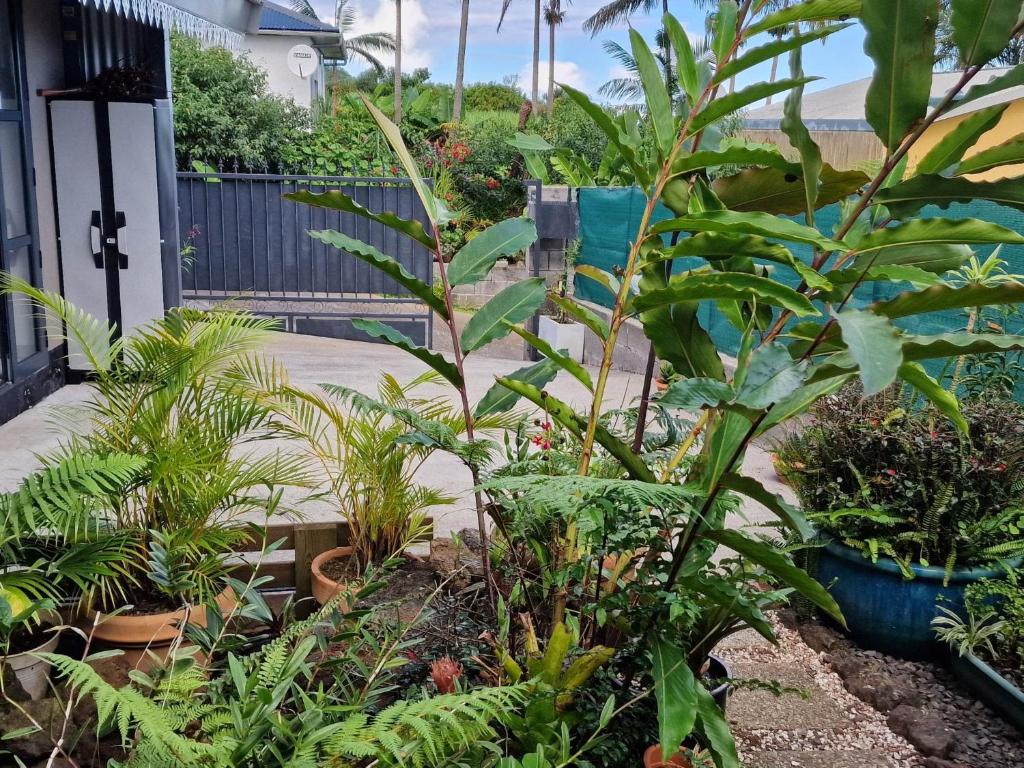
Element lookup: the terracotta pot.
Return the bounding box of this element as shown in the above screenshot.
[769,452,790,486]
[311,546,357,607]
[2,630,59,700]
[655,378,669,393]
[90,588,235,647]
[643,745,691,768]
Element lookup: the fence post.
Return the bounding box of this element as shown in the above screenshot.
[527,180,542,362]
[293,522,339,600]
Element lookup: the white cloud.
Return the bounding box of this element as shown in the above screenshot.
[344,0,433,71]
[520,59,589,98]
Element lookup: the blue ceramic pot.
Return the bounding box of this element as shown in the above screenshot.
[951,653,1024,734]
[815,540,1008,660]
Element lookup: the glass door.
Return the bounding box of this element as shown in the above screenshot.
[0,0,44,382]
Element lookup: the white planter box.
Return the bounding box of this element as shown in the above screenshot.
[538,316,585,362]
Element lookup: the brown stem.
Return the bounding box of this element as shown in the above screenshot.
[632,345,658,453]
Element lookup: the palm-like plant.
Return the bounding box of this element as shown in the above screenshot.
[499,0,544,108]
[288,0,397,76]
[0,274,312,609]
[453,0,472,121]
[544,0,569,113]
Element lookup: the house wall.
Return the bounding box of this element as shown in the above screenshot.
[908,99,1024,180]
[242,34,322,108]
[739,128,885,170]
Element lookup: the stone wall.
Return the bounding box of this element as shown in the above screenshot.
[445,238,569,309]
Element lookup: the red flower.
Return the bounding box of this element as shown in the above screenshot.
[532,435,543,446]
[486,178,501,190]
[390,165,399,175]
[542,440,551,450]
[883,468,898,477]
[542,422,552,431]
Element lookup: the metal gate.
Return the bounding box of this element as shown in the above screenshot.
[177,172,434,345]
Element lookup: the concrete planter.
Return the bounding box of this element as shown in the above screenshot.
[951,652,1024,734]
[2,631,59,700]
[538,315,585,362]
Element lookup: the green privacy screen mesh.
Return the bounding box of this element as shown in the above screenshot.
[575,187,1024,363]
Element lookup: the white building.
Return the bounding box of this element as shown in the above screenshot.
[242,1,339,109]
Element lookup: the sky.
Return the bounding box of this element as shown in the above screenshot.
[303,0,877,101]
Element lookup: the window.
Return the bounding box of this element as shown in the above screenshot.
[0,0,43,381]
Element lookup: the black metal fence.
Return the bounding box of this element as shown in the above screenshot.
[177,172,434,345]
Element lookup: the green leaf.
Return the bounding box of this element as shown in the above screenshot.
[898,362,968,433]
[874,282,1024,319]
[673,146,798,176]
[712,165,866,216]
[719,473,814,540]
[875,174,1024,217]
[718,22,849,84]
[835,309,903,395]
[914,103,1008,175]
[690,78,818,135]
[849,243,972,275]
[448,218,539,287]
[862,0,939,152]
[829,263,945,288]
[559,84,649,187]
[506,132,555,152]
[652,210,847,251]
[575,264,621,299]
[902,331,1024,360]
[633,272,818,317]
[652,638,698,761]
[956,134,1024,175]
[285,189,436,249]
[693,683,741,768]
[640,301,727,381]
[758,374,855,432]
[360,95,438,224]
[748,0,861,34]
[734,343,808,409]
[780,47,824,222]
[703,528,846,625]
[951,0,1024,67]
[849,218,1024,255]
[474,359,560,418]
[702,410,754,491]
[309,230,447,318]
[664,13,700,104]
[461,278,547,353]
[713,1,739,67]
[547,294,609,341]
[495,377,657,482]
[658,377,735,410]
[506,323,594,391]
[958,63,1024,108]
[351,319,462,386]
[630,26,675,158]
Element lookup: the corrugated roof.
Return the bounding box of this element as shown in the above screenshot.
[259,1,338,34]
[744,68,1016,131]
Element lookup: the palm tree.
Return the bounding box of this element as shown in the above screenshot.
[394,0,403,123]
[288,1,396,77]
[544,0,568,114]
[584,0,676,88]
[453,0,471,121]
[499,0,543,108]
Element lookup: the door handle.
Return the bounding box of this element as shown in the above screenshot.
[89,210,103,268]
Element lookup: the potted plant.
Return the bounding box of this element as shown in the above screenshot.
[777,385,1024,658]
[1,278,311,649]
[934,568,1024,733]
[538,239,587,363]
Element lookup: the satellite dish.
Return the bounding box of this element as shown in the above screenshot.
[287,44,318,78]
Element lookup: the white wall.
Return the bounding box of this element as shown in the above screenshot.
[242,34,323,109]
[21,0,64,348]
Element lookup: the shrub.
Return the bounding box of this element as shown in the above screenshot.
[464,82,525,112]
[539,96,609,181]
[282,93,398,176]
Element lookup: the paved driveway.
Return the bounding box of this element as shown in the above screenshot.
[0,334,787,537]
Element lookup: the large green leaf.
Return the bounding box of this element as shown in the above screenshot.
[748,0,861,34]
[690,78,818,135]
[651,638,698,761]
[951,0,1024,67]
[658,377,735,410]
[848,243,972,274]
[285,189,436,249]
[713,1,739,66]
[719,473,814,540]
[702,410,754,491]
[875,281,1024,319]
[630,26,675,158]
[633,273,818,317]
[547,295,610,341]
[659,234,831,290]
[360,95,438,224]
[957,134,1024,175]
[559,84,649,188]
[351,319,462,387]
[914,104,1008,175]
[780,47,824,222]
[506,323,594,391]
[673,146,798,176]
[693,680,741,768]
[703,528,845,625]
[902,331,1024,360]
[506,132,555,152]
[958,63,1024,108]
[309,230,447,318]
[758,374,855,433]
[664,13,700,104]
[461,278,547,353]
[712,165,866,216]
[652,210,847,251]
[862,0,939,152]
[494,377,657,482]
[474,359,560,417]
[716,23,849,84]
[898,362,968,433]
[835,309,904,394]
[849,218,1024,255]
[734,343,808,409]
[641,302,726,381]
[876,174,1024,216]
[448,218,538,287]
